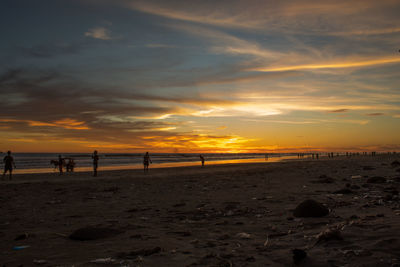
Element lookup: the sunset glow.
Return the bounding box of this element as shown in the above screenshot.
[0,0,399,153]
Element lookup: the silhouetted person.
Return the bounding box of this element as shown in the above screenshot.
[92,150,99,177]
[200,154,205,167]
[143,152,152,173]
[3,151,16,180]
[66,158,75,172]
[58,155,64,175]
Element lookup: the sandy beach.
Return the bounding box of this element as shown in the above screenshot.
[1,155,400,266]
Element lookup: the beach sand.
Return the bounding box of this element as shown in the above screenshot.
[1,155,400,266]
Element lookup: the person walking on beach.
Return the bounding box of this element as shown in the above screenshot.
[92,150,99,177]
[3,151,16,180]
[58,155,64,175]
[143,152,152,173]
[200,154,205,167]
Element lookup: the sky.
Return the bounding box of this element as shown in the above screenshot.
[0,0,399,153]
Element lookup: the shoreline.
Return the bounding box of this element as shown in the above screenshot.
[8,155,300,176]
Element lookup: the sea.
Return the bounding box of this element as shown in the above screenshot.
[0,153,300,174]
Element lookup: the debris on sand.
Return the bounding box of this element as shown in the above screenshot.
[312,175,335,183]
[117,247,161,259]
[236,232,251,239]
[69,227,123,241]
[315,228,343,244]
[293,199,329,218]
[33,259,47,265]
[90,258,116,264]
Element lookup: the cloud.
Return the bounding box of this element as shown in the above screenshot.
[85,27,112,40]
[145,43,177,48]
[164,23,400,75]
[118,0,400,36]
[329,109,349,113]
[0,118,90,130]
[365,112,385,116]
[251,57,400,72]
[18,43,81,58]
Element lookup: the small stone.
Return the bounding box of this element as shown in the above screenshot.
[236,232,251,239]
[292,249,307,264]
[15,233,28,241]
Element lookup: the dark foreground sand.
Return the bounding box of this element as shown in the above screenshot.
[1,155,400,266]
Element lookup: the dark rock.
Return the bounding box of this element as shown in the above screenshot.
[69,227,123,241]
[292,249,307,264]
[117,247,161,259]
[396,168,400,173]
[14,233,28,241]
[333,188,353,194]
[293,199,329,218]
[367,176,386,183]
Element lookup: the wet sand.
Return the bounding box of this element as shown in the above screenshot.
[1,155,400,266]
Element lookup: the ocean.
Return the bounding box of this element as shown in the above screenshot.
[1,152,299,174]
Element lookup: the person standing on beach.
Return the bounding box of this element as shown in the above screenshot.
[143,152,152,173]
[58,155,64,175]
[92,150,99,177]
[200,154,205,167]
[3,151,16,180]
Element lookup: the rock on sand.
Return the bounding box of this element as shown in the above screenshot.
[293,199,329,218]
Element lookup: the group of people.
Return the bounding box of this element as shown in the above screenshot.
[54,156,76,175]
[3,151,207,179]
[55,151,99,176]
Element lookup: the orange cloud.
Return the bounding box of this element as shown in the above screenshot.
[251,57,400,72]
[0,118,90,130]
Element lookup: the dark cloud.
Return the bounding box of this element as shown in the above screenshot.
[328,109,349,113]
[365,113,385,116]
[17,43,82,58]
[0,68,240,148]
